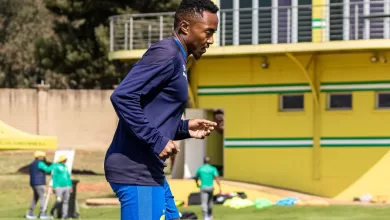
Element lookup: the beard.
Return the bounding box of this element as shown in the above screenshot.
[192,49,206,60]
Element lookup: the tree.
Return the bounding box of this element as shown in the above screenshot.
[0,0,55,88]
[35,0,180,89]
[0,0,180,88]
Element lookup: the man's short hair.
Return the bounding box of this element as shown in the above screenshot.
[174,0,219,29]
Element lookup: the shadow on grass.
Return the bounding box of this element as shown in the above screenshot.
[17,163,105,176]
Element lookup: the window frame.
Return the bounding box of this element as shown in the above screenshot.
[375,92,390,109]
[327,92,353,110]
[279,93,305,112]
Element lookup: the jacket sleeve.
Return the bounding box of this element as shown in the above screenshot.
[213,167,219,177]
[174,119,191,140]
[194,168,200,179]
[38,161,52,173]
[51,164,57,188]
[66,173,73,188]
[110,60,174,155]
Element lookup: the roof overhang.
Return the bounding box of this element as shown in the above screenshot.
[109,39,390,61]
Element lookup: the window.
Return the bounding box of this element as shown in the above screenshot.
[329,0,386,41]
[328,93,352,110]
[280,94,304,111]
[278,0,312,43]
[220,0,233,45]
[329,0,343,41]
[258,0,272,44]
[219,0,312,45]
[297,0,312,42]
[239,0,252,45]
[376,92,390,109]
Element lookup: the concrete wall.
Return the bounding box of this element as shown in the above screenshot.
[191,51,390,201]
[0,87,117,150]
[0,89,38,135]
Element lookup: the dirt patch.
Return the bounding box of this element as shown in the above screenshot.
[77,181,113,194]
[86,198,119,206]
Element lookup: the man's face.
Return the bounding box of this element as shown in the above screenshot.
[214,112,224,133]
[186,11,218,60]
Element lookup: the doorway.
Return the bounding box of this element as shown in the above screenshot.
[180,108,225,178]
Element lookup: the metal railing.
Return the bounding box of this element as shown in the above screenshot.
[109,0,390,52]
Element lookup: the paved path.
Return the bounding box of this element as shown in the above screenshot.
[85,179,390,206]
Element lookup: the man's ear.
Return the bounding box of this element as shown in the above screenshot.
[179,20,190,35]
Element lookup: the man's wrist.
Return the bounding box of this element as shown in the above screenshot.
[183,119,191,138]
[184,119,190,130]
[153,136,170,155]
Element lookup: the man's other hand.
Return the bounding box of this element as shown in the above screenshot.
[159,140,179,160]
[188,119,217,139]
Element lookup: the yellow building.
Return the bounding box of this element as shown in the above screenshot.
[108,0,390,201]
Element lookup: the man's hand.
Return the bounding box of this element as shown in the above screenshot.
[159,140,179,160]
[188,119,217,139]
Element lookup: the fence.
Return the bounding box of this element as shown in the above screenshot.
[109,1,390,51]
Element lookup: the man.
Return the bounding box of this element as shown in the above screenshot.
[212,109,224,134]
[48,155,73,219]
[104,0,219,219]
[25,151,51,219]
[194,156,221,220]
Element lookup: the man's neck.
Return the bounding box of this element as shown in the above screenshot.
[173,31,189,56]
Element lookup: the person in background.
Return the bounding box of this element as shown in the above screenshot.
[48,155,73,219]
[194,156,221,220]
[25,151,52,219]
[212,109,224,134]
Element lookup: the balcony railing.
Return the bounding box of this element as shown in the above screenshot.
[109,0,390,52]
